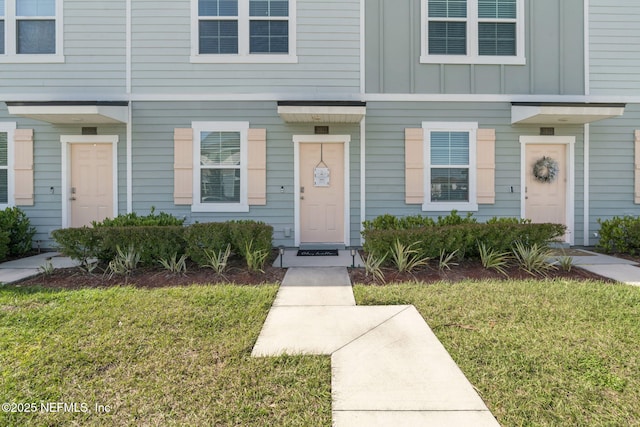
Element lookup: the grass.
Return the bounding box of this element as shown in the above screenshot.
[353,279,640,427]
[0,285,331,426]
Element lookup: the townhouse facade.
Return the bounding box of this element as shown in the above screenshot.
[1,0,638,249]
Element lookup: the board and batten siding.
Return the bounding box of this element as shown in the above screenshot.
[590,0,640,95]
[131,101,361,247]
[1,0,127,99]
[131,0,361,96]
[364,102,587,243]
[365,0,584,95]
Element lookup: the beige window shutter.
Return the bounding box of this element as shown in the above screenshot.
[477,128,496,204]
[247,128,267,206]
[14,129,34,206]
[174,128,193,205]
[405,128,424,204]
[635,130,640,204]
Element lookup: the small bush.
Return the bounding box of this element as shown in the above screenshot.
[51,227,102,267]
[0,207,36,257]
[597,215,640,255]
[93,207,185,227]
[229,220,273,259]
[0,230,9,261]
[97,226,187,266]
[185,222,232,267]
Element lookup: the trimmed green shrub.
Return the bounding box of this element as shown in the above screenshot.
[185,222,232,267]
[96,226,187,266]
[0,230,9,261]
[597,215,640,255]
[0,207,36,257]
[93,207,185,227]
[229,220,273,257]
[51,227,102,266]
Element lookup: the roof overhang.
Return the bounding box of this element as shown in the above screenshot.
[277,101,366,123]
[511,102,625,125]
[5,101,129,124]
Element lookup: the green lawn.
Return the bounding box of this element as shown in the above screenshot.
[0,285,331,427]
[354,279,640,427]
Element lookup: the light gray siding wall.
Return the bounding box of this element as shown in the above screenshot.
[589,104,640,241]
[131,101,361,246]
[590,1,640,95]
[0,105,127,247]
[366,0,584,95]
[2,1,127,98]
[131,0,361,96]
[365,102,587,243]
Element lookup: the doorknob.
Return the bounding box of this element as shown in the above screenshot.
[300,196,304,200]
[70,197,76,201]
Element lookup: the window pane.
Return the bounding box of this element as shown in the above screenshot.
[428,21,466,55]
[201,168,241,203]
[0,1,4,16]
[199,20,238,54]
[431,132,469,165]
[0,21,4,55]
[478,0,516,19]
[431,168,469,202]
[428,0,467,18]
[201,131,240,166]
[250,20,288,53]
[199,0,238,17]
[0,169,7,204]
[17,20,55,53]
[250,0,288,17]
[479,22,515,55]
[0,132,7,166]
[17,0,55,16]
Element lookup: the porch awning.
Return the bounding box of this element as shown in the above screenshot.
[5,101,129,124]
[511,102,625,125]
[277,101,366,123]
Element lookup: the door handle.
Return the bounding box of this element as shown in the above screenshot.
[300,196,304,200]
[70,197,76,201]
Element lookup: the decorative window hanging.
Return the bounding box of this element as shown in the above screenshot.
[533,156,559,183]
[313,144,330,187]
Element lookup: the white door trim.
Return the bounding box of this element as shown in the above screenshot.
[293,134,351,247]
[520,135,575,245]
[60,135,119,228]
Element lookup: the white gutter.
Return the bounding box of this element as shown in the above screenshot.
[583,0,590,245]
[126,0,133,213]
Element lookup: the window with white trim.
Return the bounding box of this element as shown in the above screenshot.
[421,0,524,65]
[192,121,249,212]
[192,0,296,63]
[423,122,478,211]
[0,123,15,207]
[0,0,63,62]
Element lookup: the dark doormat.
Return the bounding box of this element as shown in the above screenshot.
[297,249,339,257]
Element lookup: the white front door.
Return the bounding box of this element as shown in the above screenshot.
[70,143,114,227]
[523,140,573,242]
[299,142,345,244]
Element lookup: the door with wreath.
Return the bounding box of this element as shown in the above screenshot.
[525,144,567,228]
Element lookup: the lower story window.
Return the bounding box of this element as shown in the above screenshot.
[423,122,478,211]
[192,121,249,212]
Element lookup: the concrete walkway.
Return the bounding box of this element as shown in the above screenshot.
[554,248,640,287]
[0,252,81,284]
[252,267,500,426]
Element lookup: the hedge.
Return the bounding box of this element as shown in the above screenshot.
[362,222,566,261]
[0,207,36,258]
[597,215,640,255]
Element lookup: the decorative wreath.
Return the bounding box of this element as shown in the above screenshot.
[533,156,559,183]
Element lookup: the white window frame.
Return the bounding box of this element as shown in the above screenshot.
[192,121,249,213]
[190,0,297,64]
[420,0,525,65]
[422,121,478,212]
[0,0,64,63]
[0,122,16,208]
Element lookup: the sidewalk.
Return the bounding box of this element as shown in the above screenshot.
[252,267,500,426]
[0,252,80,285]
[554,248,640,287]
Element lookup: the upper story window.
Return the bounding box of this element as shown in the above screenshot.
[421,0,524,65]
[0,0,64,63]
[191,0,297,63]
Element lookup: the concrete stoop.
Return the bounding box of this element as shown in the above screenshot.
[252,267,500,426]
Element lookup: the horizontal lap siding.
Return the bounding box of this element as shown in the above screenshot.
[590,1,640,95]
[131,0,360,95]
[365,102,586,242]
[2,1,126,98]
[132,102,361,247]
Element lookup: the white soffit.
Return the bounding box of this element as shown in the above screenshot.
[278,104,366,123]
[6,103,129,124]
[511,104,625,125]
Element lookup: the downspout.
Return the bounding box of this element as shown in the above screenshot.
[583,0,590,245]
[126,0,133,213]
[359,0,366,245]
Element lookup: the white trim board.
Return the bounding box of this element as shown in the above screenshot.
[520,135,576,245]
[293,134,351,248]
[60,135,119,228]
